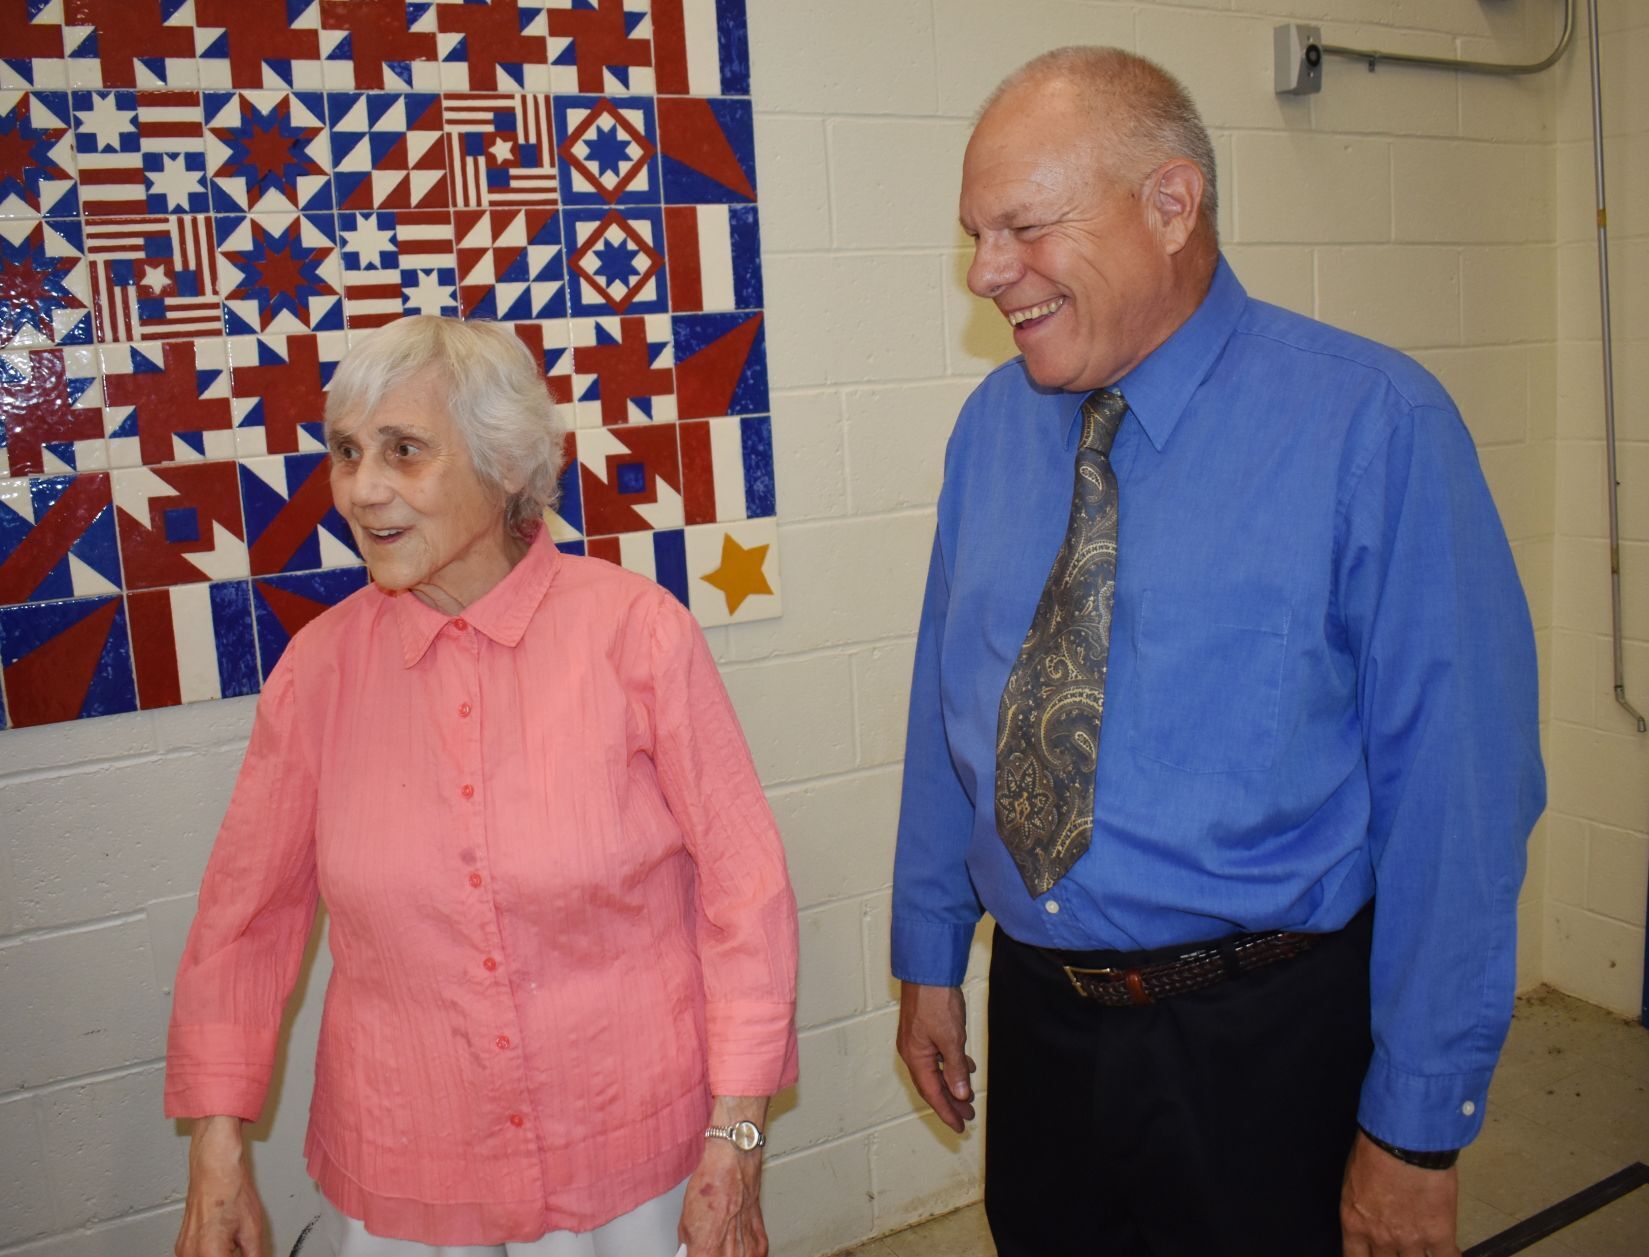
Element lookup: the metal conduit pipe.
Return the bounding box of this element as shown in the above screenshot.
[1319,0,1575,76]
[1582,1,1647,733]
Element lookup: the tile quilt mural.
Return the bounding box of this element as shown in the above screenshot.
[0,0,779,730]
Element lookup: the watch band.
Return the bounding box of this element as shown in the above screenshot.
[1360,1127,1459,1170]
[704,1119,765,1152]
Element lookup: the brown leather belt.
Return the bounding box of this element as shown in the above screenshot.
[1053,929,1317,1007]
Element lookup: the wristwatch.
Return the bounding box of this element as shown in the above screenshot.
[704,1119,765,1152]
[1360,1127,1459,1170]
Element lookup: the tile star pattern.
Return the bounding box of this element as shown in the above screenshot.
[0,0,775,730]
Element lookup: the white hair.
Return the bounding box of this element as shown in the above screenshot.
[324,316,568,537]
[984,46,1219,236]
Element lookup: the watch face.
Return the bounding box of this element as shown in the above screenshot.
[731,1120,762,1152]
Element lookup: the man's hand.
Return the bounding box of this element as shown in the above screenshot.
[896,982,976,1133]
[174,1116,267,1257]
[1340,1131,1461,1257]
[680,1096,768,1257]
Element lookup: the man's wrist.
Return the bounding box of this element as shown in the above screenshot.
[1360,1126,1459,1170]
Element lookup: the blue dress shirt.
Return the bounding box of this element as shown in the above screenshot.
[891,258,1545,1150]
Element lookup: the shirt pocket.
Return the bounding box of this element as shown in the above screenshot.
[1127,587,1291,774]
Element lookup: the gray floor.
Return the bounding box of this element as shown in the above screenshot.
[839,988,1649,1257]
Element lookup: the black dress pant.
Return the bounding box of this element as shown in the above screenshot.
[984,906,1374,1257]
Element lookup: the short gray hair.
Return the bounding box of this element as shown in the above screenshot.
[984,46,1219,235]
[324,316,568,537]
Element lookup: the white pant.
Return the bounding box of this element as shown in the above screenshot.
[301,1180,689,1257]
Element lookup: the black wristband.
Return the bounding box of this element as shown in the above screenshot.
[1360,1126,1459,1170]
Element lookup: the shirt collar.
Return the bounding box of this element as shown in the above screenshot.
[1068,254,1247,451]
[390,528,563,668]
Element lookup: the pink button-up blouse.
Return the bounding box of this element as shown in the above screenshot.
[164,533,800,1244]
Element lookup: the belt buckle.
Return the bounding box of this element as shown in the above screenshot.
[1062,964,1153,1006]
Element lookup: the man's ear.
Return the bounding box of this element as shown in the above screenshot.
[1147,158,1205,255]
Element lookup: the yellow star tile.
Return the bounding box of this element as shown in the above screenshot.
[699,532,773,616]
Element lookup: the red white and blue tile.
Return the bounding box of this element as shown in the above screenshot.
[84,214,223,343]
[326,91,449,211]
[0,591,136,724]
[217,210,343,335]
[0,216,91,348]
[437,0,553,94]
[0,0,776,728]
[238,450,358,576]
[0,469,121,604]
[64,0,200,90]
[204,90,332,214]
[0,344,105,475]
[127,576,259,708]
[71,89,209,216]
[443,92,557,208]
[569,313,673,427]
[100,336,234,466]
[563,204,666,316]
[318,0,441,93]
[341,209,460,327]
[111,459,248,588]
[672,309,764,419]
[454,206,563,321]
[547,0,654,96]
[1,1,70,92]
[249,564,368,678]
[553,94,657,205]
[226,328,344,457]
[0,91,79,218]
[194,0,326,92]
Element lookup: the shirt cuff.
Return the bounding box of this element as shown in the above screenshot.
[890,915,977,988]
[705,1000,799,1097]
[1357,1050,1494,1150]
[163,1023,277,1121]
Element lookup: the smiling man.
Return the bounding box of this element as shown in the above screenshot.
[890,48,1545,1257]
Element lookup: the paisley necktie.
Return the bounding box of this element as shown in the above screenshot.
[995,388,1128,897]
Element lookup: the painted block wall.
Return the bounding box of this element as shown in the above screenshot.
[0,2,1590,1255]
[1545,0,1649,1017]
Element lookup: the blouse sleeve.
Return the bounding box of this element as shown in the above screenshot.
[163,652,322,1121]
[647,597,800,1098]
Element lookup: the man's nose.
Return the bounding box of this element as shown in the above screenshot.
[967,235,1021,299]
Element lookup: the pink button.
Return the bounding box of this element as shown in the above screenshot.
[468,871,483,888]
[453,618,469,632]
[461,783,475,799]
[459,702,472,718]
[508,1113,524,1128]
[482,956,498,972]
[495,1035,511,1051]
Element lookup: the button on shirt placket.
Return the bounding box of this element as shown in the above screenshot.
[447,617,536,1143]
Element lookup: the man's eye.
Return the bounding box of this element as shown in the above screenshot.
[331,445,358,462]
[394,442,420,458]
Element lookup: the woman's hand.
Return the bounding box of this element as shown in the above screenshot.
[174,1116,268,1257]
[679,1097,769,1257]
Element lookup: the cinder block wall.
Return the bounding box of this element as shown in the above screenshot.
[0,2,1601,1255]
[1544,0,1649,1016]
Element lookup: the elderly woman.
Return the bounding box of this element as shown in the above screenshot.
[165,316,798,1257]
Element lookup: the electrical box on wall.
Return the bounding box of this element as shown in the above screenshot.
[1274,23,1324,95]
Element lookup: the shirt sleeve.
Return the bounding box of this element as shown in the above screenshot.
[163,652,322,1121]
[647,597,799,1098]
[1337,403,1545,1151]
[890,528,986,987]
